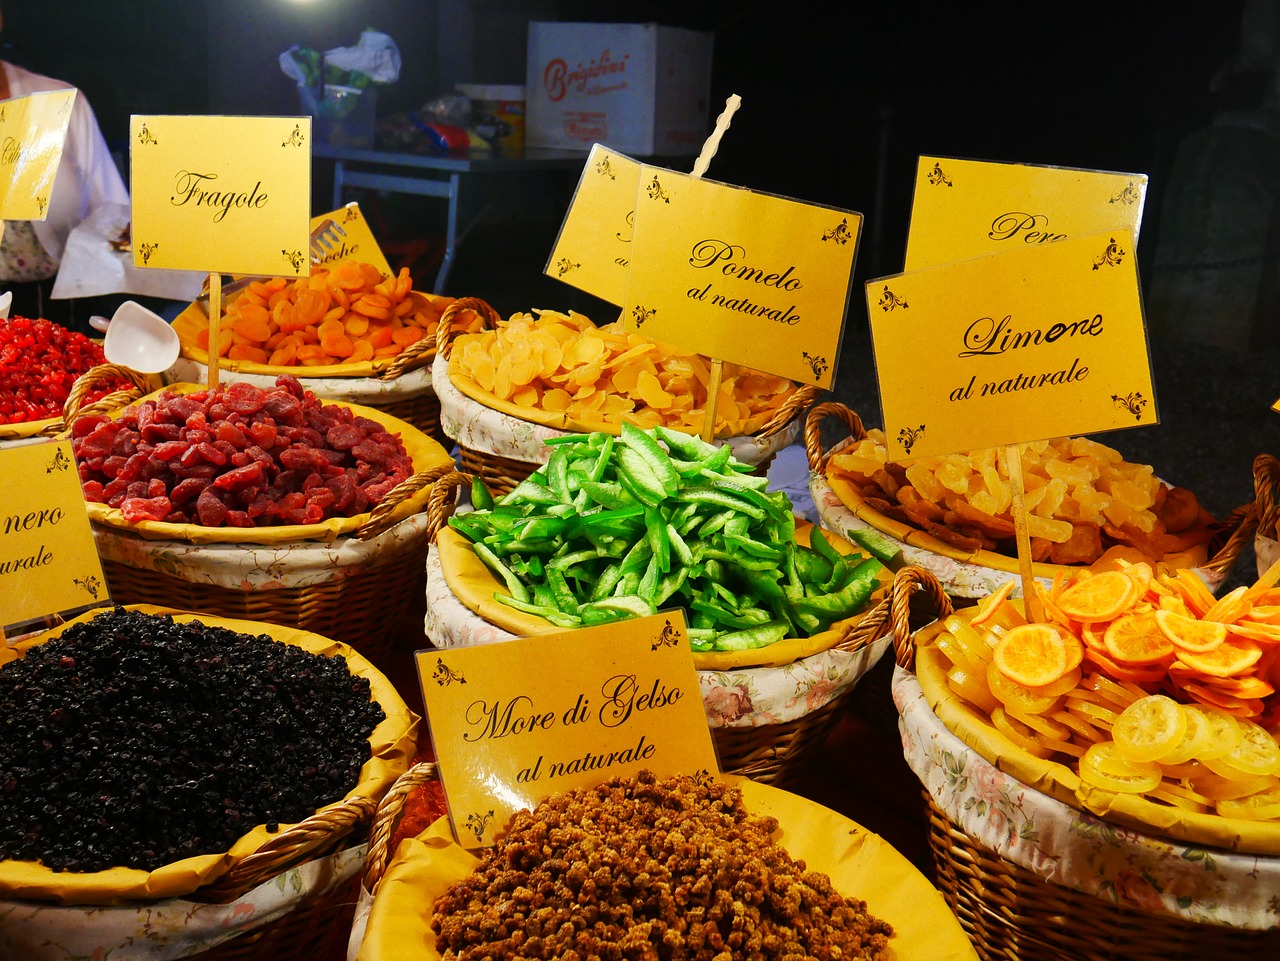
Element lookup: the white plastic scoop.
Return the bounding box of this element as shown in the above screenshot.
[102,300,180,374]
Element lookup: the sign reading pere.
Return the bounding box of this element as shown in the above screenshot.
[617,166,861,390]
[545,143,645,306]
[867,227,1154,462]
[417,610,718,848]
[904,155,1148,272]
[129,115,312,278]
[0,89,75,221]
[0,440,110,642]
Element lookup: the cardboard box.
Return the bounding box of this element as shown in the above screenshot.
[525,21,714,156]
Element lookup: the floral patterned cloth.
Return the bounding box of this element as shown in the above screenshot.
[0,845,363,961]
[167,356,436,405]
[894,666,1280,929]
[432,352,799,470]
[424,543,889,728]
[92,512,432,590]
[0,220,58,283]
[811,452,1229,600]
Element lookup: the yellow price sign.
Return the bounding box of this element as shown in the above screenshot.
[0,89,75,221]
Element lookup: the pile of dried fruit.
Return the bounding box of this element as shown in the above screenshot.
[450,309,797,435]
[0,606,385,872]
[827,430,1215,565]
[196,263,483,367]
[71,375,413,526]
[932,563,1280,818]
[0,316,129,425]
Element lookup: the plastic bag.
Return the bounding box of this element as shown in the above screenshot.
[279,29,401,90]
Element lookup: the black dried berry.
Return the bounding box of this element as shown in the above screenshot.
[0,606,385,873]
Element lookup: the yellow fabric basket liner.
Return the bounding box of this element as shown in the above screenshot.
[914,611,1280,856]
[0,604,419,904]
[436,520,891,672]
[75,382,453,544]
[355,775,977,961]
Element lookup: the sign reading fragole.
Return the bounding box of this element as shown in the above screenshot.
[904,155,1147,272]
[867,227,1155,462]
[129,115,311,278]
[544,143,644,306]
[417,610,718,848]
[617,165,861,390]
[0,441,110,642]
[0,89,75,221]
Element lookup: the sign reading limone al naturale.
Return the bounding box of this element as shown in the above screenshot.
[867,227,1154,462]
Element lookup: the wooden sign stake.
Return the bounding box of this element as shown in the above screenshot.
[207,271,221,393]
[1253,555,1280,592]
[1003,443,1045,622]
[692,94,741,443]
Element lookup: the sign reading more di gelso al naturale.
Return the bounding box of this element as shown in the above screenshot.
[0,441,110,642]
[129,115,312,278]
[417,610,718,848]
[867,227,1155,462]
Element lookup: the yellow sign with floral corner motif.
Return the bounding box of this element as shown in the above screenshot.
[0,440,111,643]
[904,155,1148,272]
[129,115,312,278]
[416,610,719,848]
[616,165,860,389]
[867,227,1155,462]
[544,143,644,307]
[310,201,393,279]
[0,89,75,221]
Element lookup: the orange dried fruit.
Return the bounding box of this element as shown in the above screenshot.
[1155,608,1227,653]
[1055,570,1136,622]
[992,623,1070,688]
[1103,612,1174,665]
[1175,639,1263,678]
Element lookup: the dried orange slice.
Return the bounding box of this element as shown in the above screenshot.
[1082,646,1167,684]
[993,623,1070,687]
[1175,639,1263,678]
[1055,570,1137,623]
[1103,612,1174,665]
[970,580,1017,628]
[1154,608,1227,653]
[1079,742,1163,793]
[1111,694,1187,763]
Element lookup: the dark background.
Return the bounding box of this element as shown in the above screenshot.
[3,0,1276,561]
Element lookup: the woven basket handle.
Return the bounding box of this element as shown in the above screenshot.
[1255,454,1280,541]
[362,760,440,896]
[888,566,952,671]
[1200,500,1259,581]
[803,401,867,473]
[379,296,500,380]
[755,382,823,441]
[62,364,156,425]
[197,792,379,903]
[435,296,502,361]
[423,470,474,545]
[354,461,456,540]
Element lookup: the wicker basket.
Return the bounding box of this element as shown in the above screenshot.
[168,292,499,448]
[0,607,417,961]
[1252,453,1280,578]
[434,300,823,498]
[889,569,1280,961]
[64,370,456,671]
[421,471,896,786]
[806,400,1256,600]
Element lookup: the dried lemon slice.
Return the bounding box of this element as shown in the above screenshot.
[987,661,1062,715]
[1216,787,1280,821]
[1204,718,1280,777]
[1184,705,1241,759]
[1154,702,1214,765]
[1079,742,1163,793]
[1111,694,1187,763]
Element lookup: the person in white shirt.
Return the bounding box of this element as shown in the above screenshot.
[0,52,129,327]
